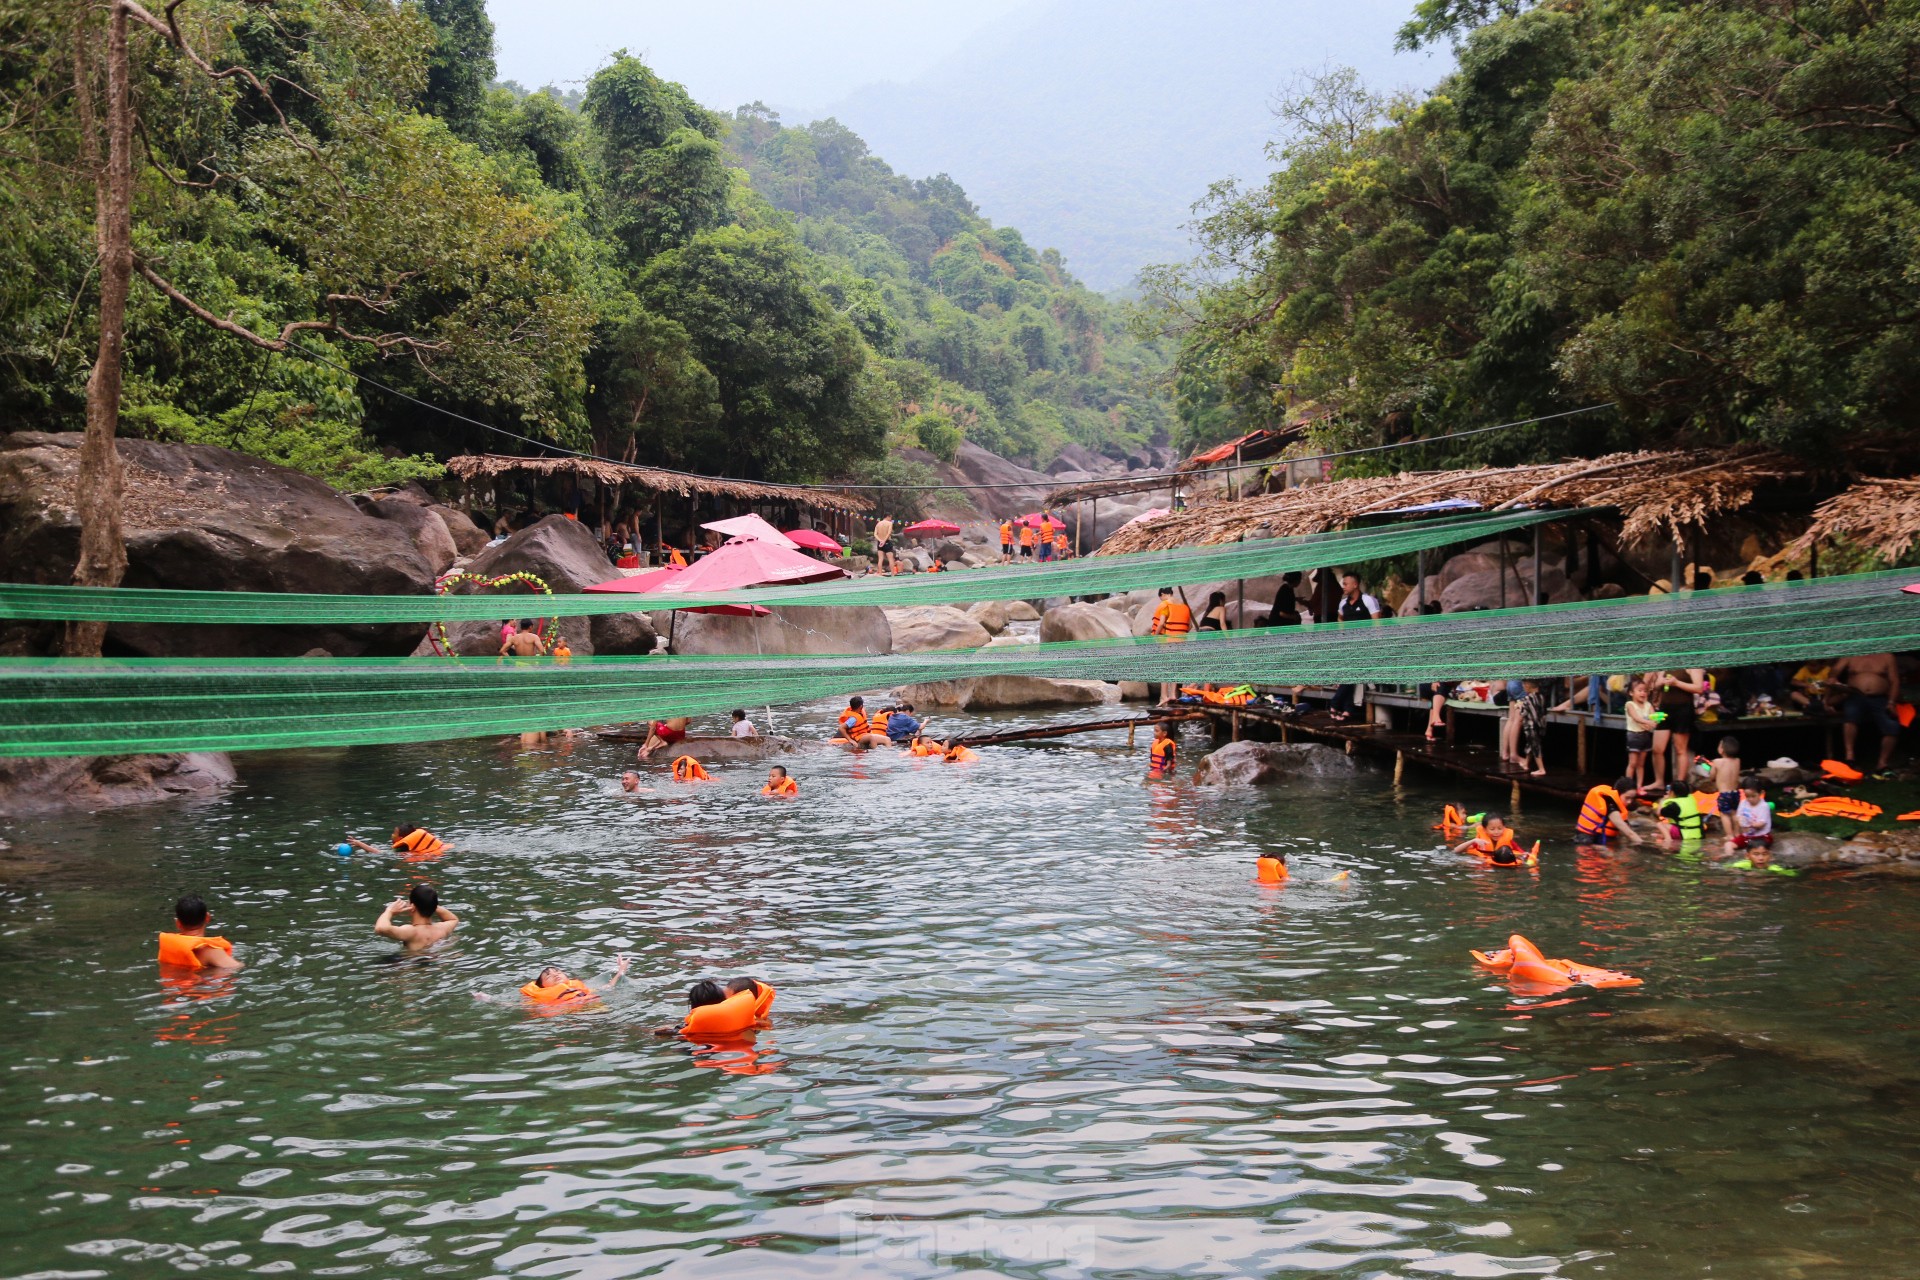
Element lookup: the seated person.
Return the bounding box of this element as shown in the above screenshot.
[884,703,923,744]
[157,894,242,971]
[637,716,692,761]
[730,709,758,739]
[374,884,459,951]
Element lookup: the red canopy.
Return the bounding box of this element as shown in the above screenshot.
[585,537,845,615]
[785,527,844,554]
[1013,512,1059,528]
[902,518,961,537]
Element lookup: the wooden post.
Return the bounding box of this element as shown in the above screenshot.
[1809,538,1820,579]
[1415,549,1426,612]
[1532,523,1543,606]
[1446,704,1456,745]
[1394,750,1404,784]
[1236,531,1245,627]
[1231,710,1240,742]
[1499,537,1509,610]
[1127,720,1136,748]
[1577,719,1589,775]
[1511,780,1522,809]
[1671,536,1683,594]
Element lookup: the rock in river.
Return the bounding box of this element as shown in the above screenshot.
[1194,741,1360,786]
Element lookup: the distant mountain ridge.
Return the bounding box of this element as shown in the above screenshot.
[821,0,1444,292]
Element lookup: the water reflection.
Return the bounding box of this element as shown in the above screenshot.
[1,712,1918,1277]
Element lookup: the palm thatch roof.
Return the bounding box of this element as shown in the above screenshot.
[1791,477,1920,561]
[1096,448,1812,554]
[444,454,872,515]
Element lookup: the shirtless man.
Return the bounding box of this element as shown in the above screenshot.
[1832,652,1902,771]
[375,884,459,951]
[500,622,547,658]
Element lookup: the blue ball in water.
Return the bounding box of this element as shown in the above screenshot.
[334,843,353,857]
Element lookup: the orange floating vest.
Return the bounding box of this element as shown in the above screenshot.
[671,756,711,782]
[669,549,688,567]
[1148,737,1177,774]
[157,932,232,969]
[838,708,869,737]
[1255,856,1288,883]
[999,522,1013,546]
[1820,759,1865,783]
[1779,796,1881,821]
[1576,785,1629,837]
[867,710,892,737]
[519,978,594,1004]
[1434,804,1469,835]
[1470,824,1516,853]
[1474,933,1641,990]
[682,988,760,1038]
[762,776,798,797]
[393,829,445,855]
[944,745,979,763]
[1150,599,1193,636]
[1020,525,1036,547]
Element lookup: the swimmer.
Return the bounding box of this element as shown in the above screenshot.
[500,620,548,657]
[476,954,629,1003]
[346,823,447,857]
[621,771,646,793]
[1453,815,1534,865]
[374,884,459,951]
[1147,722,1177,779]
[157,893,242,971]
[762,765,798,796]
[1256,852,1288,883]
[653,978,727,1036]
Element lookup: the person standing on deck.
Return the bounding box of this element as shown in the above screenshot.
[1328,574,1385,723]
[872,515,897,576]
[1832,652,1902,775]
[1149,587,1194,704]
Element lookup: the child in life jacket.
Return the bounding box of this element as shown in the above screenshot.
[1452,815,1535,866]
[157,893,242,971]
[762,765,799,796]
[1148,722,1178,778]
[346,822,447,858]
[477,955,629,1005]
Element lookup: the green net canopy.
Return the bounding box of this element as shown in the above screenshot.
[0,508,1585,624]
[4,571,1914,757]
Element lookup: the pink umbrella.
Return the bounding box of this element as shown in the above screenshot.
[1013,512,1061,527]
[1116,507,1171,533]
[785,527,845,554]
[582,562,762,615]
[701,513,799,550]
[902,518,961,537]
[585,537,846,616]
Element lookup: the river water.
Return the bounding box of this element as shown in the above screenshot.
[3,704,1919,1279]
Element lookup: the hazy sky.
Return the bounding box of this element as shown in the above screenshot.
[488,0,1036,112]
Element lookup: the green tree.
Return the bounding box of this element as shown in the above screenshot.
[418,0,496,137]
[584,54,730,262]
[907,409,962,461]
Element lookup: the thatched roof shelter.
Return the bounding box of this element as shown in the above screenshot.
[444,454,872,516]
[1096,448,1813,554]
[1791,477,1920,561]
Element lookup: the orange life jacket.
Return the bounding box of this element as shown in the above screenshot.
[683,988,760,1038]
[1255,856,1288,883]
[944,745,979,762]
[750,981,777,1019]
[671,756,711,782]
[1020,525,1036,547]
[157,931,232,969]
[868,710,892,737]
[669,549,688,567]
[1820,758,1865,782]
[519,978,594,1004]
[838,708,869,737]
[1149,737,1177,772]
[910,741,938,757]
[762,776,798,796]
[1150,600,1193,636]
[1054,530,1068,550]
[1470,825,1516,853]
[1780,796,1882,821]
[1576,786,1629,836]
[1000,522,1013,545]
[393,829,445,855]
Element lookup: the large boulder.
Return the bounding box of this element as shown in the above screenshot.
[967,600,1012,634]
[462,515,614,593]
[886,605,992,652]
[891,676,1121,709]
[0,432,433,656]
[671,606,892,656]
[590,610,659,656]
[1004,600,1043,622]
[1194,741,1360,786]
[1040,601,1133,643]
[365,497,457,574]
[597,733,829,763]
[0,752,236,815]
[432,505,491,557]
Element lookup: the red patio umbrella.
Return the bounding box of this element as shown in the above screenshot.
[901,518,961,537]
[785,527,845,554]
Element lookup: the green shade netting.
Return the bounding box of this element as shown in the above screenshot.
[0,508,1583,623]
[3,570,1914,757]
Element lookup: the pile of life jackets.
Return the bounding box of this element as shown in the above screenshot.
[1179,684,1254,706]
[1778,796,1882,821]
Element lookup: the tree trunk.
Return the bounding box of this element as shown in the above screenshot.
[66,1,132,657]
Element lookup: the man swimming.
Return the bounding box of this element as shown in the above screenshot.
[374,884,459,951]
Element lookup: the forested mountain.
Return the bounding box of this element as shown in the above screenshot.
[1151,0,1920,461]
[0,0,1166,496]
[826,0,1438,293]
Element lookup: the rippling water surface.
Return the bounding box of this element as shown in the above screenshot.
[5,705,1920,1278]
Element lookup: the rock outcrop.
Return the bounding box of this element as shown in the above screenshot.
[0,752,236,815]
[1039,601,1133,644]
[410,516,622,657]
[886,605,992,652]
[364,496,458,575]
[609,734,830,763]
[670,606,892,656]
[966,600,1012,634]
[0,432,432,656]
[1193,740,1360,786]
[891,676,1121,709]
[433,505,492,557]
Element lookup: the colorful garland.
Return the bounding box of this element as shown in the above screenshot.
[429,571,557,658]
